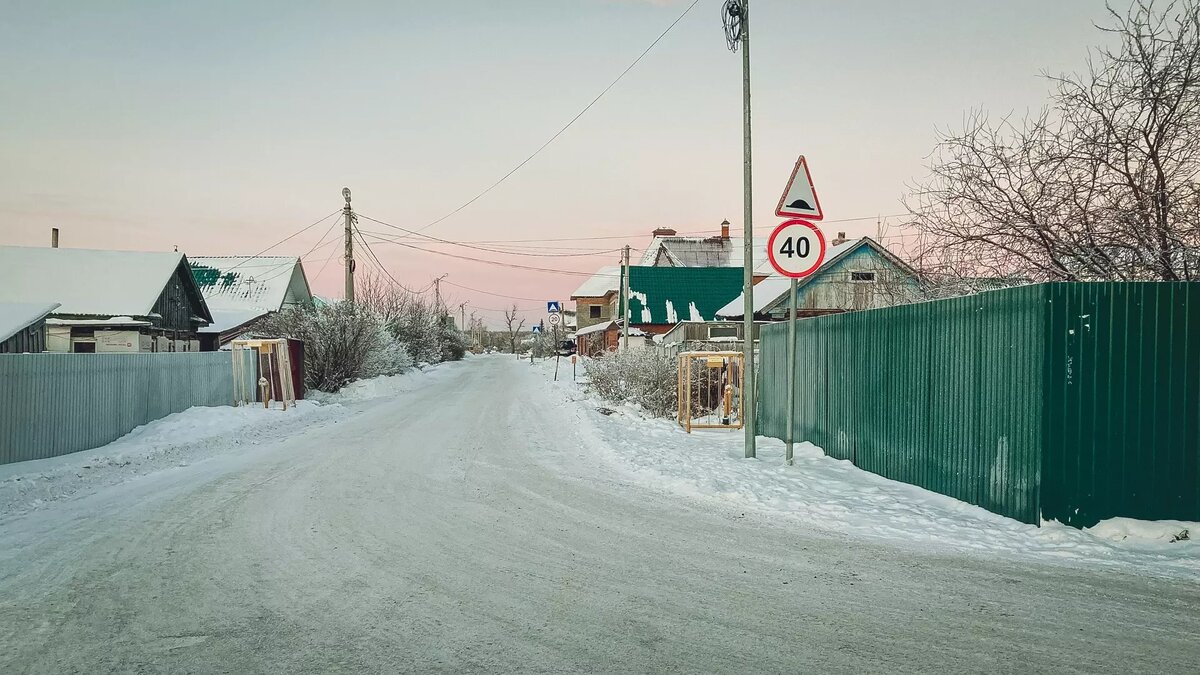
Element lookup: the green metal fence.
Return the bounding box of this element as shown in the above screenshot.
[0,350,258,465]
[758,282,1200,527]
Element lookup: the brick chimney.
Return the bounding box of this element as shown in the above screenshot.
[832,231,849,245]
[652,227,677,237]
[720,219,731,239]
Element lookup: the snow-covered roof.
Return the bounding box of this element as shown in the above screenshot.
[189,256,312,314]
[640,235,776,274]
[570,266,621,299]
[0,246,192,317]
[715,238,862,317]
[574,320,615,337]
[0,301,59,343]
[198,308,272,335]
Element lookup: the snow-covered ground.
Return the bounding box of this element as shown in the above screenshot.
[0,401,344,521]
[306,360,460,404]
[2,354,1197,673]
[0,363,461,521]
[534,355,1199,579]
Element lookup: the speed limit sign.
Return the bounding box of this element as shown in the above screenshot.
[767,219,827,278]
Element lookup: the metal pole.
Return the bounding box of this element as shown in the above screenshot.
[785,277,797,466]
[343,187,355,302]
[741,0,756,458]
[622,245,631,352]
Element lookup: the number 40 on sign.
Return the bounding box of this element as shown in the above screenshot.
[767,219,826,278]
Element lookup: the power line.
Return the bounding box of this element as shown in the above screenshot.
[382,213,909,246]
[311,246,343,283]
[356,214,625,258]
[221,209,342,275]
[354,232,624,254]
[443,280,549,303]
[352,223,431,295]
[390,0,702,238]
[357,231,613,277]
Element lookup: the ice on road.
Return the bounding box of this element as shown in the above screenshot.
[1,356,1197,673]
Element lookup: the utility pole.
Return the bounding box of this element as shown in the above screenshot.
[433,274,448,323]
[458,302,466,331]
[621,245,631,351]
[737,0,757,458]
[343,187,355,302]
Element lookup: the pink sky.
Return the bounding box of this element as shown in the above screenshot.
[0,1,1112,326]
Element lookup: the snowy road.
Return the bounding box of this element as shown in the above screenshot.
[2,356,1198,673]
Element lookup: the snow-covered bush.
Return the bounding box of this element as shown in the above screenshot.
[359,272,469,364]
[254,303,397,393]
[437,319,469,362]
[363,328,415,378]
[391,304,441,364]
[584,349,677,418]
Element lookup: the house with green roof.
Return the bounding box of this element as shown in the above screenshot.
[621,266,745,333]
[574,266,744,355]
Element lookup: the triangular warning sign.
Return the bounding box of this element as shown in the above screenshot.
[775,155,824,220]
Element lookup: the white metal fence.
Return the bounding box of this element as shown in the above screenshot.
[0,351,257,465]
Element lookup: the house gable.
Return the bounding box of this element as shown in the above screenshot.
[151,258,214,331]
[760,240,921,317]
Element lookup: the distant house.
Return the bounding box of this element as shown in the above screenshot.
[188,256,314,350]
[640,222,775,282]
[716,236,920,320]
[623,266,745,334]
[0,246,213,353]
[570,265,621,331]
[574,320,655,356]
[573,266,744,356]
[0,302,59,353]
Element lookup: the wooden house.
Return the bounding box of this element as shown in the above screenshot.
[0,246,213,353]
[716,236,920,320]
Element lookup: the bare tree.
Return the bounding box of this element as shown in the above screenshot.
[502,304,526,355]
[908,0,1200,283]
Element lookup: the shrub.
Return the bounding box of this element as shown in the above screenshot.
[583,348,677,418]
[254,303,394,392]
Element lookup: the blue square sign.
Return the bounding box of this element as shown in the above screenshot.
[547,301,561,313]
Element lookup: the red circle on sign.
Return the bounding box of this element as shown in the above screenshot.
[767,219,827,278]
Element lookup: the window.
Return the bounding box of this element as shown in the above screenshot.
[851,271,876,282]
[590,305,602,318]
[708,325,738,339]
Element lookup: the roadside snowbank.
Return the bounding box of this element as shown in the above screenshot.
[308,361,461,404]
[1,363,458,521]
[0,401,343,520]
[531,357,1200,578]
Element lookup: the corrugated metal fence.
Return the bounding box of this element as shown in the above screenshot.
[758,282,1199,527]
[0,351,258,465]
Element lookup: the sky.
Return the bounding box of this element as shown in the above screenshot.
[0,0,1118,326]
